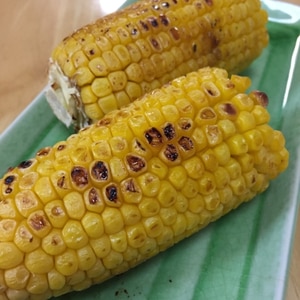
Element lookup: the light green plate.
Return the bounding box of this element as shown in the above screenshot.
[1,1,300,299]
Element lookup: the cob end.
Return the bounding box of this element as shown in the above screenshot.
[46,60,90,130]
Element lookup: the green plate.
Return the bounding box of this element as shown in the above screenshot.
[1,1,300,299]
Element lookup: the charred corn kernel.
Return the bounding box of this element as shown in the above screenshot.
[0,68,288,299]
[47,0,269,130]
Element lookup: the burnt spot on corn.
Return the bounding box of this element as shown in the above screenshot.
[51,206,64,217]
[222,103,237,116]
[105,184,119,203]
[192,43,197,53]
[29,212,49,231]
[145,128,163,147]
[164,123,176,140]
[57,175,68,189]
[159,14,169,26]
[91,161,109,181]
[178,136,194,151]
[4,175,16,185]
[4,187,13,194]
[97,118,113,126]
[126,155,146,172]
[139,20,150,31]
[251,90,269,107]
[71,166,89,188]
[18,160,33,169]
[131,28,138,36]
[200,107,217,120]
[170,27,180,40]
[164,144,179,161]
[134,139,146,152]
[150,38,161,51]
[205,0,213,6]
[123,178,140,193]
[57,144,66,151]
[88,187,101,205]
[37,147,51,157]
[148,17,159,28]
[178,118,193,131]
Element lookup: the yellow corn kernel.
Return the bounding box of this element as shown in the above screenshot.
[26,273,49,295]
[62,220,88,249]
[167,166,187,190]
[4,265,30,290]
[81,212,104,239]
[0,67,289,299]
[42,228,66,256]
[0,242,23,269]
[63,191,86,220]
[48,269,66,291]
[25,248,54,274]
[126,224,147,249]
[77,245,97,271]
[55,249,79,276]
[227,133,248,155]
[0,219,17,242]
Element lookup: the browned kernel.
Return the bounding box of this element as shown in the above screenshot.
[97,117,113,126]
[57,144,66,151]
[37,147,51,157]
[200,107,216,119]
[4,175,15,185]
[145,128,163,147]
[51,206,64,217]
[164,144,179,161]
[91,161,109,182]
[159,14,169,26]
[164,123,176,140]
[178,136,194,151]
[123,178,139,193]
[170,27,180,40]
[29,211,49,232]
[105,184,119,203]
[126,155,146,172]
[71,166,89,188]
[178,118,193,131]
[250,90,269,107]
[148,17,159,27]
[88,187,101,205]
[18,160,33,169]
[221,103,237,116]
[133,139,146,152]
[150,38,161,51]
[57,175,68,190]
[139,20,149,31]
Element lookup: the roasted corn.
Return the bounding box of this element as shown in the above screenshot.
[46,0,269,130]
[0,67,288,299]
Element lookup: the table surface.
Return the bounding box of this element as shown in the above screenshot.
[0,0,300,299]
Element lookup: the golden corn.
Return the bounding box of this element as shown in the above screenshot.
[0,67,288,299]
[46,0,269,130]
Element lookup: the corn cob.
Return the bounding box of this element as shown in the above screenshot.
[46,0,269,131]
[0,67,288,300]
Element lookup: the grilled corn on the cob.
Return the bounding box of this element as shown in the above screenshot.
[46,0,269,130]
[0,67,288,299]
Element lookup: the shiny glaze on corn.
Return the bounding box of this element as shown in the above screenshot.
[46,0,269,130]
[0,68,288,300]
